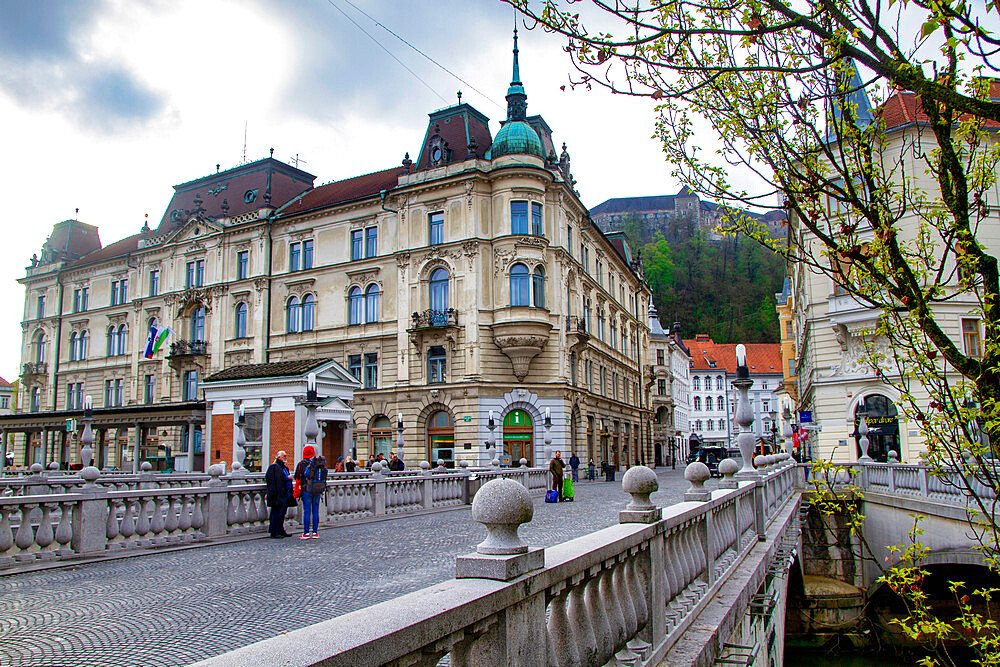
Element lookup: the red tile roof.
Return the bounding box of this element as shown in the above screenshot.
[683,336,782,375]
[879,80,1000,131]
[68,234,142,269]
[277,167,409,218]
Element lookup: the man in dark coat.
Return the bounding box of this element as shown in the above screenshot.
[550,450,565,501]
[569,452,580,482]
[265,450,291,538]
[387,452,405,471]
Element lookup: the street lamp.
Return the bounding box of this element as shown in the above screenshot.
[768,409,778,454]
[396,412,405,461]
[302,374,321,462]
[544,407,552,462]
[486,409,497,465]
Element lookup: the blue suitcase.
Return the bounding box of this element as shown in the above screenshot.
[545,489,558,503]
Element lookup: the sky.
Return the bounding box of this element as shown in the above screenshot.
[0,0,692,382]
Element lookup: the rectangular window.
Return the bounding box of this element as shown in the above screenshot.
[658,379,667,396]
[303,239,314,269]
[183,370,198,401]
[110,280,128,306]
[567,226,573,255]
[429,212,444,245]
[186,262,195,289]
[365,227,377,258]
[73,289,83,313]
[789,359,796,376]
[195,260,204,287]
[428,346,446,384]
[531,202,542,236]
[350,231,362,261]
[963,318,982,358]
[114,379,123,407]
[364,353,378,389]
[597,260,603,287]
[348,354,362,381]
[30,387,40,412]
[144,374,154,405]
[237,251,249,280]
[104,379,113,407]
[785,320,793,339]
[37,294,45,319]
[149,270,159,297]
[511,201,529,234]
[657,349,665,365]
[290,242,301,271]
[67,383,75,410]
[600,368,607,396]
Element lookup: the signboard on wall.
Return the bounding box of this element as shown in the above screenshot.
[799,411,813,423]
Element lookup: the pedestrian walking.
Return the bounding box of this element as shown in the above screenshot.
[588,458,596,481]
[550,450,565,501]
[294,445,327,539]
[264,450,292,538]
[569,452,580,482]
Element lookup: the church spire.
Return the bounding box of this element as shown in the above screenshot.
[506,28,527,121]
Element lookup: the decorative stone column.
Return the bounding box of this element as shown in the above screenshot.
[731,344,758,478]
[233,405,248,476]
[857,417,873,462]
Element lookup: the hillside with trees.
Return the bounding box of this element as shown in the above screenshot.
[621,214,784,344]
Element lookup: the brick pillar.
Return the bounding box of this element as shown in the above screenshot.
[212,414,234,469]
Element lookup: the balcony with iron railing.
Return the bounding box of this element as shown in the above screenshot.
[411,309,458,330]
[168,340,208,358]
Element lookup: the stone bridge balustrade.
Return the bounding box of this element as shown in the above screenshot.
[0,464,549,572]
[194,464,805,667]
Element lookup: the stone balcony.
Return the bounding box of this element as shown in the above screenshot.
[491,306,553,381]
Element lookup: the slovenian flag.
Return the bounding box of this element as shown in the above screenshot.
[144,325,172,359]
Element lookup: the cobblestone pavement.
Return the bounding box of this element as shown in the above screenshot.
[0,467,713,667]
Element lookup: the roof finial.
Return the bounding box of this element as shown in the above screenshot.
[512,27,521,85]
[457,90,462,104]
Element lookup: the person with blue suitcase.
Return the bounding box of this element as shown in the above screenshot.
[548,451,565,502]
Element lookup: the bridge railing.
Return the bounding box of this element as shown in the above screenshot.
[0,465,547,571]
[195,460,803,667]
[828,460,997,505]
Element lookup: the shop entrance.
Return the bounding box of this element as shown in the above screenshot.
[854,395,900,462]
[427,411,455,468]
[503,409,533,465]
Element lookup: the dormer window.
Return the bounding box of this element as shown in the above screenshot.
[427,131,450,167]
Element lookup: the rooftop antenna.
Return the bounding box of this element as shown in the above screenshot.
[291,153,308,169]
[242,121,248,164]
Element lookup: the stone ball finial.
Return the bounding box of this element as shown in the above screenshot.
[29,463,43,474]
[47,461,60,471]
[719,458,739,477]
[207,463,225,478]
[519,458,528,468]
[459,460,469,468]
[371,462,383,473]
[888,450,900,464]
[80,466,100,485]
[419,461,430,471]
[140,461,153,472]
[753,455,767,469]
[437,459,446,467]
[491,458,500,468]
[622,465,658,511]
[684,462,712,501]
[472,478,533,555]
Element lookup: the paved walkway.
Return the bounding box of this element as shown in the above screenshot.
[0,467,710,666]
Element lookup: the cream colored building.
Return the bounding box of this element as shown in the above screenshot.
[788,86,997,463]
[648,307,690,466]
[6,33,654,472]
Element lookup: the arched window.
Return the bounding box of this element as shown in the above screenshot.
[429,268,449,313]
[365,284,380,323]
[302,294,315,331]
[370,416,393,457]
[116,324,127,355]
[716,375,724,390]
[510,263,529,306]
[235,302,248,338]
[717,396,725,411]
[428,410,455,468]
[191,307,206,341]
[106,326,116,357]
[694,396,702,411]
[287,297,301,333]
[532,266,545,308]
[69,332,79,361]
[79,330,88,360]
[693,376,701,390]
[348,287,363,325]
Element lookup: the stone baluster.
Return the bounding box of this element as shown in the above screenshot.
[53,501,73,556]
[106,498,121,544]
[165,496,180,536]
[546,584,580,667]
[613,559,640,664]
[177,495,193,534]
[586,572,614,665]
[567,580,597,664]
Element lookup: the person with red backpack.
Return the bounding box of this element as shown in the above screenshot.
[294,445,327,539]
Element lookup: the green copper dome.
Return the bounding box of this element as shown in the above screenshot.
[488,120,544,159]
